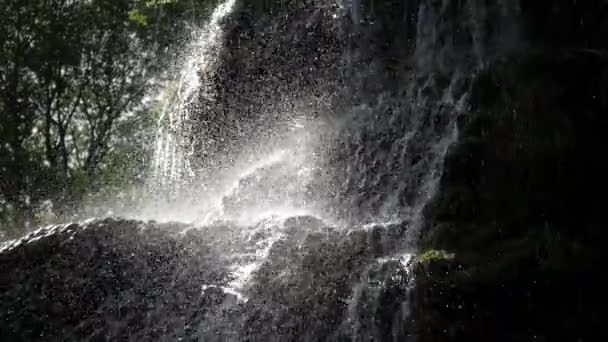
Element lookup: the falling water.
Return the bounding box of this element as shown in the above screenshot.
[144,0,466,337]
[0,1,495,341]
[149,0,237,201]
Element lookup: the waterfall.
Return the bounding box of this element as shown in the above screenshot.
[149,0,237,202]
[1,1,507,341]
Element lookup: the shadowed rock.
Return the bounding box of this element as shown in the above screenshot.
[0,218,231,341]
[0,216,412,341]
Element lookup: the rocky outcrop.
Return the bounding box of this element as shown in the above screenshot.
[189,2,608,339]
[191,0,346,171]
[0,219,235,341]
[0,216,413,341]
[412,12,608,342]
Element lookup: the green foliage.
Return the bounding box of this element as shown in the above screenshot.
[0,0,217,238]
[415,249,456,266]
[129,9,150,27]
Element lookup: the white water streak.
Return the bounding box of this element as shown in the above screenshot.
[150,0,237,199]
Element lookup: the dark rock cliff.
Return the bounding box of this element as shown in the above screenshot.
[412,1,608,340]
[0,217,411,341]
[0,219,230,340]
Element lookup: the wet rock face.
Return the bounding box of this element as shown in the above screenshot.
[0,217,412,341]
[518,0,608,51]
[362,2,608,341]
[0,219,232,341]
[191,0,346,169]
[220,159,315,220]
[236,221,412,342]
[413,42,608,342]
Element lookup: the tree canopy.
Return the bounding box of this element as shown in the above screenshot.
[0,0,218,237]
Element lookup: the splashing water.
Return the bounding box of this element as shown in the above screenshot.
[142,0,465,332]
[149,0,237,202]
[0,1,486,340]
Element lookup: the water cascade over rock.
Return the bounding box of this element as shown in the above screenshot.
[3,0,608,341]
[149,0,237,205]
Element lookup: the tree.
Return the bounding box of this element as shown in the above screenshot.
[0,0,218,236]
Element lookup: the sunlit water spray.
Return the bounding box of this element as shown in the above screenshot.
[116,0,463,330]
[96,0,465,335]
[139,2,329,292]
[1,0,519,339]
[149,0,237,203]
[142,0,330,297]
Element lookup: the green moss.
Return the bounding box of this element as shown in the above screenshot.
[415,249,455,265]
[128,9,149,27]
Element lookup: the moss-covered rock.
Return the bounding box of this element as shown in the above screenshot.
[415,249,455,266]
